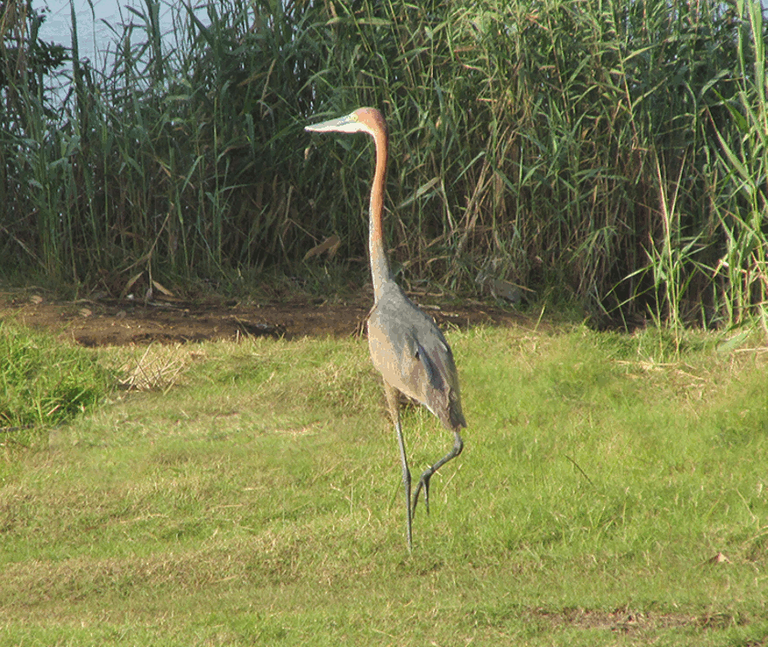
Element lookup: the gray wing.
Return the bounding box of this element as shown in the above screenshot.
[367,281,466,431]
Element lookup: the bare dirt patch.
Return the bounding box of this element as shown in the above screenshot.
[1,291,523,346]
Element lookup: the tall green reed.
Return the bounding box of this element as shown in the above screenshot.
[0,0,765,332]
[708,0,768,330]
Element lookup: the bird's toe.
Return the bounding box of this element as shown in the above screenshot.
[412,470,433,518]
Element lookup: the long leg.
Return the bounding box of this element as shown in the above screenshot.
[412,430,463,518]
[384,382,412,552]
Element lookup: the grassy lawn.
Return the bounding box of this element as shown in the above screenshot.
[1,322,767,645]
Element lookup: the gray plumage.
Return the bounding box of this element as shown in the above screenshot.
[368,280,465,432]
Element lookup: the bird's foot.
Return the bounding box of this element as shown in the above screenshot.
[411,469,433,519]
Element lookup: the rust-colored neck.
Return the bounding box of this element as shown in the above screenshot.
[368,123,391,302]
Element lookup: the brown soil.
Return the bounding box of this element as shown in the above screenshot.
[1,291,523,346]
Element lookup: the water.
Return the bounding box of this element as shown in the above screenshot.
[37,0,158,65]
[35,0,201,103]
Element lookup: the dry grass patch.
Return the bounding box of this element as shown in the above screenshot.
[110,343,206,392]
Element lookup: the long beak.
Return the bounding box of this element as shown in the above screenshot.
[305,112,357,134]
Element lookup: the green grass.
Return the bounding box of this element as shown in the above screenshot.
[1,323,767,645]
[0,319,114,431]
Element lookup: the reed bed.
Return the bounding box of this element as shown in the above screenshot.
[0,0,766,329]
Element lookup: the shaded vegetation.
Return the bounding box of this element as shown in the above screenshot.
[0,319,113,430]
[0,0,767,329]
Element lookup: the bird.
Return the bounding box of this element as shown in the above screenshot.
[305,107,466,551]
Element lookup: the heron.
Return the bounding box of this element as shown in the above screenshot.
[305,107,466,551]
